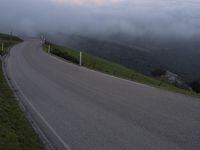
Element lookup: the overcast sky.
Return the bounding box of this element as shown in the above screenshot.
[0,0,199,38]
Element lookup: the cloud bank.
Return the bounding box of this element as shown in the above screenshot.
[50,0,122,5]
[0,0,199,38]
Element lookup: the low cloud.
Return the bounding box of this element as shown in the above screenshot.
[50,0,122,6]
[0,0,199,38]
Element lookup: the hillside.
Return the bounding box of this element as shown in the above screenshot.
[0,33,22,55]
[47,33,200,83]
[43,41,200,98]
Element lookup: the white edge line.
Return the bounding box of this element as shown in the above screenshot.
[47,53,200,99]
[46,51,155,90]
[12,77,72,150]
[5,55,71,150]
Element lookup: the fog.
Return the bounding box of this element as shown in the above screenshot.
[0,0,200,38]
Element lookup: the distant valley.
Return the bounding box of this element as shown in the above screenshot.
[47,33,200,83]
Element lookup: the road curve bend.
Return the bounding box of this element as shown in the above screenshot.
[5,39,200,150]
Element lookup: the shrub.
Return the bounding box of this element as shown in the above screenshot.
[51,49,79,64]
[151,68,166,77]
[189,81,200,93]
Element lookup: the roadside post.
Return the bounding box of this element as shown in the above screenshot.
[41,35,44,44]
[48,45,51,53]
[1,42,4,52]
[80,51,82,66]
[10,31,13,42]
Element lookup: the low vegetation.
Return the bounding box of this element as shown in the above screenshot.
[190,81,200,93]
[0,33,22,55]
[44,41,200,98]
[151,68,166,77]
[0,33,43,150]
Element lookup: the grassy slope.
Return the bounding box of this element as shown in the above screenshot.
[44,42,200,98]
[0,33,43,150]
[0,33,23,55]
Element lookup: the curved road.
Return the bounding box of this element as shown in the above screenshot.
[5,39,200,150]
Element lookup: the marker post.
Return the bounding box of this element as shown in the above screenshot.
[80,51,82,66]
[48,45,51,53]
[1,42,4,52]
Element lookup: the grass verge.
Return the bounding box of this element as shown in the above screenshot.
[0,33,23,56]
[44,42,200,98]
[0,33,43,150]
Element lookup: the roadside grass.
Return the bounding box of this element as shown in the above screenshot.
[44,42,200,98]
[0,33,23,55]
[0,33,43,150]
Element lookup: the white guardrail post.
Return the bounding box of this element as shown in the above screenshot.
[80,51,82,66]
[1,42,4,52]
[48,45,51,53]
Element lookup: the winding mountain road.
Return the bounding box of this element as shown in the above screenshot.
[5,39,200,150]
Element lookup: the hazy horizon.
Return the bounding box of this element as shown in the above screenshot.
[0,0,200,39]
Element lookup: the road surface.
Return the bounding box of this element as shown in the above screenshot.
[5,39,200,150]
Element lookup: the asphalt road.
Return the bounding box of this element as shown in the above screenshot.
[5,39,200,150]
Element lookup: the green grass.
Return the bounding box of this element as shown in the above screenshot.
[44,42,200,98]
[0,33,23,55]
[0,33,43,150]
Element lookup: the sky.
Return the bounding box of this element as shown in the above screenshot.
[0,0,200,38]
